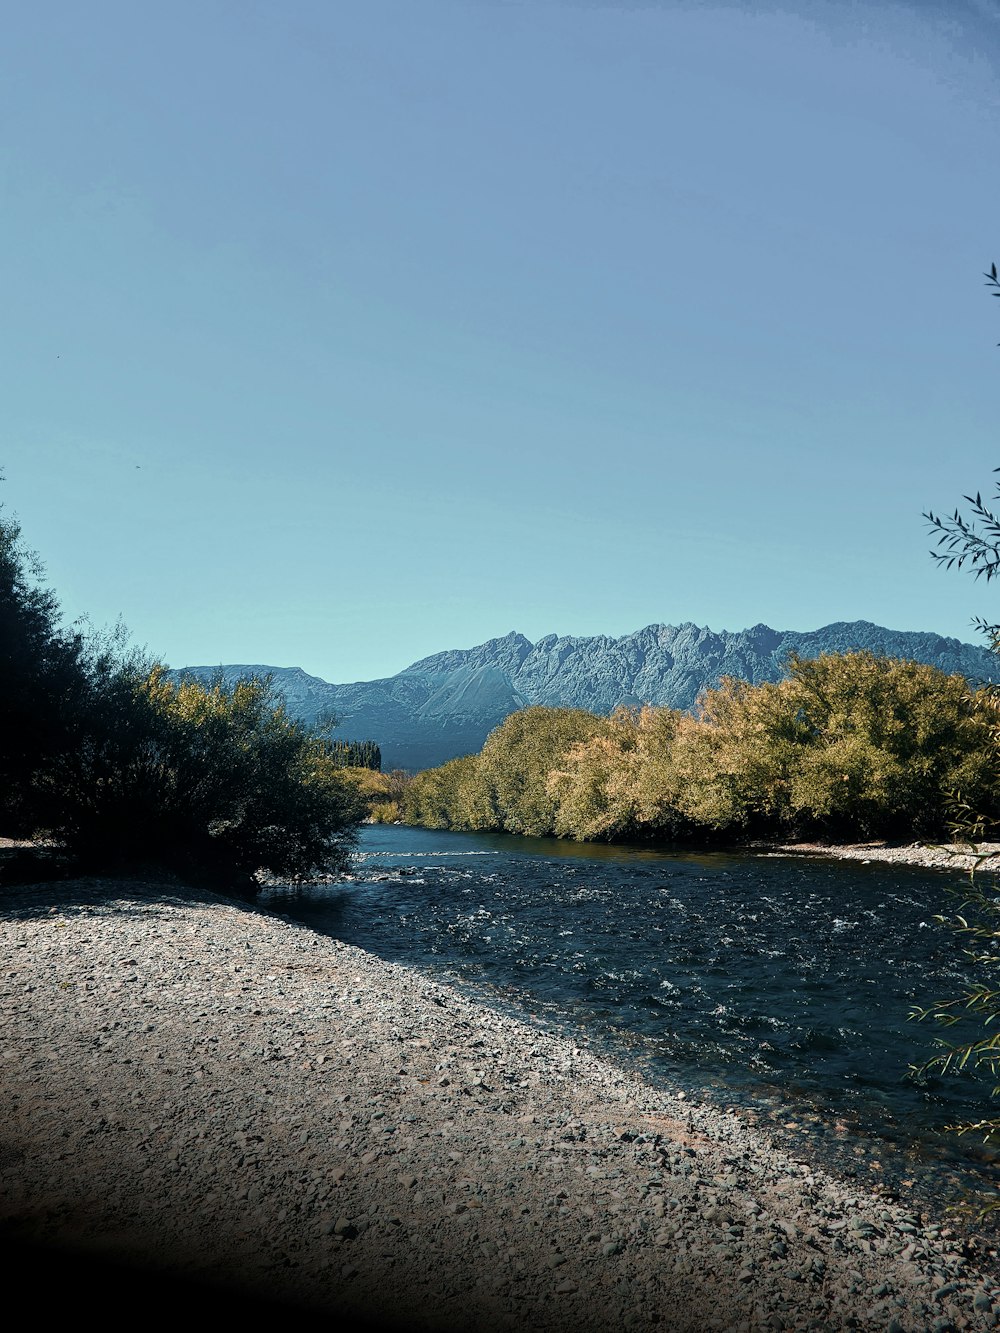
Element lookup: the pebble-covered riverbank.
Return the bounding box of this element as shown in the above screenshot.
[771,842,1000,876]
[3,875,1000,1332]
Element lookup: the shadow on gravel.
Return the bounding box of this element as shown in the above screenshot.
[0,836,263,906]
[4,1236,417,1331]
[0,869,266,921]
[0,843,77,888]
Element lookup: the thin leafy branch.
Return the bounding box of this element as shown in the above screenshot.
[922,266,1000,591]
[911,261,1000,1206]
[911,882,1000,1143]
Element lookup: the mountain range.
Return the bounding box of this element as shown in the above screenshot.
[173,621,1000,772]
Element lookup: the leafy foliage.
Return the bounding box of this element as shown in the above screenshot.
[666,677,804,834]
[785,653,996,838]
[547,706,689,841]
[912,885,1000,1130]
[327,739,382,771]
[474,707,613,836]
[54,667,362,886]
[0,507,92,835]
[910,876,1000,1211]
[662,653,996,839]
[0,497,361,891]
[909,259,1000,1187]
[404,654,997,844]
[403,708,612,835]
[404,755,486,830]
[338,765,411,822]
[923,263,1000,626]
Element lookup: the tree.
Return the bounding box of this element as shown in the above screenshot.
[648,654,992,840]
[327,739,382,771]
[924,263,1000,642]
[666,676,804,834]
[0,492,362,892]
[547,705,689,841]
[910,260,1000,1188]
[339,766,411,822]
[475,707,612,836]
[402,661,997,845]
[783,652,996,839]
[56,666,362,887]
[0,497,92,835]
[403,755,484,830]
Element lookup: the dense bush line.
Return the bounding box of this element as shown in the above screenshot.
[335,765,411,824]
[401,653,1000,843]
[1,504,361,891]
[327,739,382,771]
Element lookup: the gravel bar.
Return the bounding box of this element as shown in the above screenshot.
[2,874,999,1332]
[768,842,1000,876]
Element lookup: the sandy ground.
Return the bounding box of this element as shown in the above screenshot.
[3,873,1000,1331]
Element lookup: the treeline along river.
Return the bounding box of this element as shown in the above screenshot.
[263,825,1000,1216]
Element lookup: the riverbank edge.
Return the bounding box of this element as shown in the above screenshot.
[368,826,1000,879]
[2,874,1000,1332]
[760,840,1000,876]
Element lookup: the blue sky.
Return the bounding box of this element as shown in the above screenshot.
[4,0,1000,683]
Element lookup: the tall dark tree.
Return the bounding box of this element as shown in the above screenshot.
[0,492,362,890]
[327,739,382,771]
[0,500,91,834]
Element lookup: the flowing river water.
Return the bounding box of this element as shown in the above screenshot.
[263,824,1000,1218]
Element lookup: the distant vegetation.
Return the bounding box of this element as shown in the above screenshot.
[327,739,381,771]
[336,766,411,824]
[400,653,1000,844]
[323,739,416,826]
[0,499,363,893]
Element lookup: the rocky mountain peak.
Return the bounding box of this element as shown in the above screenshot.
[173,620,999,772]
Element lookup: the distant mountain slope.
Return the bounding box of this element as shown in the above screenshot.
[174,621,1000,772]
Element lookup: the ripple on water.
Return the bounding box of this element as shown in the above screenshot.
[263,823,1000,1214]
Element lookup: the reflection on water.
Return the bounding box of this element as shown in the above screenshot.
[263,824,1000,1213]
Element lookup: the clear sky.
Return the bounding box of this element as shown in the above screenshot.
[4,0,1000,683]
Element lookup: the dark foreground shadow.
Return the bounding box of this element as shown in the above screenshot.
[0,843,76,887]
[4,1236,419,1332]
[0,838,261,903]
[0,866,264,920]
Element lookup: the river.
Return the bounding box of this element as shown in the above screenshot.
[262,823,1000,1216]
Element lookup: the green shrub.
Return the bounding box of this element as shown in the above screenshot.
[403,755,484,829]
[783,653,998,838]
[475,707,612,836]
[338,766,411,822]
[368,800,403,824]
[0,505,92,835]
[48,666,362,887]
[0,499,362,891]
[403,654,998,846]
[548,706,689,840]
[667,679,804,834]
